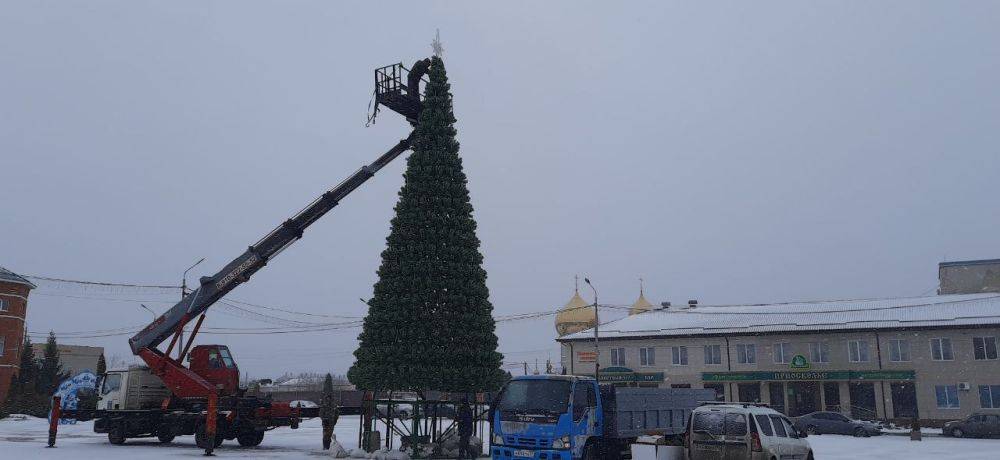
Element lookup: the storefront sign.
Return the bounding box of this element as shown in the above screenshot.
[599,366,665,383]
[577,351,597,363]
[702,370,915,382]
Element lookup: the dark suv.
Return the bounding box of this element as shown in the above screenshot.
[943,412,1000,438]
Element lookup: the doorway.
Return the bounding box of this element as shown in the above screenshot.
[768,382,786,414]
[849,382,877,420]
[823,382,841,412]
[738,382,762,403]
[891,382,917,419]
[787,382,820,416]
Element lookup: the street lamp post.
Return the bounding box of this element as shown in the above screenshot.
[584,278,599,381]
[180,258,206,359]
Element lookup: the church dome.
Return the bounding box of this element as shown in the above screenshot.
[629,293,654,316]
[555,289,596,337]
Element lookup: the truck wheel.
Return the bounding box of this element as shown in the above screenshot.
[157,432,175,444]
[237,431,265,447]
[108,427,126,445]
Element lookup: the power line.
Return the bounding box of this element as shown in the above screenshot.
[25,274,180,289]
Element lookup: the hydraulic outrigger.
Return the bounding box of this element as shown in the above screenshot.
[49,58,432,455]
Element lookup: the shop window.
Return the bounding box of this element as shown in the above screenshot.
[703,344,722,365]
[973,337,998,360]
[736,343,756,364]
[848,340,870,363]
[809,342,829,363]
[935,385,960,409]
[703,383,725,401]
[671,346,688,365]
[931,338,954,361]
[639,347,655,366]
[979,385,1000,408]
[889,339,910,362]
[773,343,791,364]
[611,347,626,366]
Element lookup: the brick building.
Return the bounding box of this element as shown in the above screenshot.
[0,267,35,402]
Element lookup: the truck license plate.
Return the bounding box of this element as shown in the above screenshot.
[513,449,533,458]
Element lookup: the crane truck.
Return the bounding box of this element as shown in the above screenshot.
[51,58,432,455]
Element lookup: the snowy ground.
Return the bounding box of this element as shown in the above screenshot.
[2,415,999,459]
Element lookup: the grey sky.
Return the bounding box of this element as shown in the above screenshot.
[2,2,998,378]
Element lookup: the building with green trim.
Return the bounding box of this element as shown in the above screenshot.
[557,261,1000,425]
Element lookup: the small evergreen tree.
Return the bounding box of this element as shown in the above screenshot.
[96,353,107,375]
[36,332,67,396]
[4,336,46,417]
[349,56,504,393]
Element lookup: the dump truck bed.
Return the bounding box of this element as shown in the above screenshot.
[602,387,715,438]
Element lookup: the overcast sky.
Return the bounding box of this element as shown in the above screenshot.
[2,2,998,378]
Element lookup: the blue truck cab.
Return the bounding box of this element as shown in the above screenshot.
[491,375,602,460]
[491,375,713,460]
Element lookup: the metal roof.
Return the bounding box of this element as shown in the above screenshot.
[558,293,1000,341]
[939,258,1000,268]
[0,266,36,289]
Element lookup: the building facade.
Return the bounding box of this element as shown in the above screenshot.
[0,267,35,402]
[33,344,104,376]
[558,292,1000,425]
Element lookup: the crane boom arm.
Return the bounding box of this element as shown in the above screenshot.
[128,132,415,354]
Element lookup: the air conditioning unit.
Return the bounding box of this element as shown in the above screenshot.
[958,382,972,391]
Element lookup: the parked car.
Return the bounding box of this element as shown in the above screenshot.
[794,411,882,437]
[943,412,1000,438]
[687,403,813,460]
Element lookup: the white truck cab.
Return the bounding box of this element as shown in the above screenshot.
[97,366,170,411]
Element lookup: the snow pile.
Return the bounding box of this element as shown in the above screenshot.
[53,371,98,424]
[344,448,410,460]
[327,434,349,458]
[398,431,482,458]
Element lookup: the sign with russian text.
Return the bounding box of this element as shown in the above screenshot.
[702,370,915,382]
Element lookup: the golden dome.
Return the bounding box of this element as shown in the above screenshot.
[555,290,596,337]
[629,293,654,316]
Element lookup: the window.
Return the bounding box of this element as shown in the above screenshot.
[889,339,910,362]
[848,340,870,363]
[931,338,954,361]
[935,385,960,409]
[736,343,756,364]
[0,298,8,312]
[769,415,788,437]
[704,383,726,401]
[773,343,791,364]
[809,342,830,363]
[672,346,688,365]
[693,411,725,436]
[979,385,1000,408]
[101,373,122,395]
[0,335,4,357]
[725,413,747,436]
[572,383,596,420]
[974,337,998,360]
[704,345,722,365]
[754,414,773,436]
[611,347,626,366]
[639,347,656,366]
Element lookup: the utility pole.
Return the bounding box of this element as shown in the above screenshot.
[180,258,205,359]
[584,278,599,381]
[523,362,528,376]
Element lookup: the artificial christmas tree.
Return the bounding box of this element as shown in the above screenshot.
[349,56,504,393]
